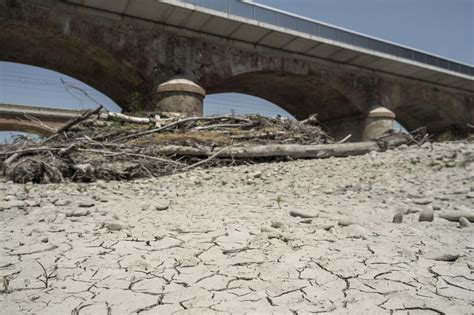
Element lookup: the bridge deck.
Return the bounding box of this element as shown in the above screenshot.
[0,103,88,119]
[64,0,473,91]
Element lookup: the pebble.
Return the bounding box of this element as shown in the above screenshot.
[467,192,474,199]
[78,201,95,208]
[424,251,460,262]
[392,212,403,223]
[155,200,170,211]
[343,224,369,239]
[96,181,108,189]
[261,226,281,234]
[6,201,27,209]
[65,209,90,217]
[418,207,434,222]
[271,221,289,232]
[459,217,471,228]
[413,198,432,205]
[338,218,358,227]
[105,221,127,231]
[40,236,49,243]
[289,210,317,218]
[54,199,70,207]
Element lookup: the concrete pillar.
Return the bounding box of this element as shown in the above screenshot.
[156,78,206,116]
[361,106,396,141]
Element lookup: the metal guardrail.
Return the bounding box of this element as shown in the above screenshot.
[181,0,473,77]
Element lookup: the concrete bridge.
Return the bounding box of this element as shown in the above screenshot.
[0,103,88,135]
[0,0,473,140]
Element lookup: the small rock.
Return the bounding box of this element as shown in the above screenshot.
[141,204,151,211]
[392,212,403,223]
[338,218,357,227]
[155,200,170,211]
[105,221,127,231]
[65,209,90,217]
[318,224,335,231]
[271,221,289,232]
[289,210,317,218]
[261,226,281,234]
[54,199,70,207]
[459,217,471,228]
[96,181,108,189]
[418,207,434,222]
[453,188,470,194]
[413,198,432,205]
[40,236,49,243]
[424,251,460,262]
[203,175,213,181]
[55,213,67,223]
[6,201,27,209]
[467,192,474,199]
[26,200,41,207]
[78,201,95,208]
[343,224,369,239]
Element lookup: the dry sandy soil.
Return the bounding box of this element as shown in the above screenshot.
[1,141,473,314]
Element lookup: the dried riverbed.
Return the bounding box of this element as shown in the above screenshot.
[1,141,473,314]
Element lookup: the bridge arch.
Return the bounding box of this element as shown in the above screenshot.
[203,70,365,122]
[0,4,148,108]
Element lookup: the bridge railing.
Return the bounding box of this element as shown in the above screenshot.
[180,0,473,77]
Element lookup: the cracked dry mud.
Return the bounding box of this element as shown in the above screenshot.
[1,142,473,314]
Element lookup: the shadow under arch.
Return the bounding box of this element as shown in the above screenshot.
[205,71,362,121]
[0,18,146,108]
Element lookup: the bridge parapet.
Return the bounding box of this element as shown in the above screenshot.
[0,104,88,135]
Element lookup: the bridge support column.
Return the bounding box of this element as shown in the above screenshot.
[156,79,206,116]
[361,106,396,141]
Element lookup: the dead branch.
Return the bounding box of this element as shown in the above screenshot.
[183,146,233,171]
[192,123,250,131]
[111,115,253,143]
[99,112,151,124]
[77,148,186,167]
[23,113,57,132]
[56,105,103,134]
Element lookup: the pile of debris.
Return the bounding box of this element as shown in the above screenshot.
[0,108,423,183]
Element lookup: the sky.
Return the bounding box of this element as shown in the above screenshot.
[0,0,472,141]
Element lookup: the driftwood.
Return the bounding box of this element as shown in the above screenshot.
[112,115,253,143]
[57,105,103,134]
[1,111,423,183]
[150,140,398,159]
[99,112,151,124]
[439,212,474,223]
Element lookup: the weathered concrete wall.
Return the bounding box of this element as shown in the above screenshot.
[0,0,472,137]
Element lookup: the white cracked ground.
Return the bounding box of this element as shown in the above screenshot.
[1,142,473,314]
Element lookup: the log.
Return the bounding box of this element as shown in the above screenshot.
[438,212,474,222]
[152,139,402,159]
